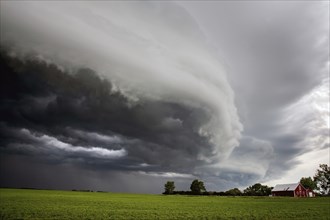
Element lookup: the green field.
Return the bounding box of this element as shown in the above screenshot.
[0,188,329,219]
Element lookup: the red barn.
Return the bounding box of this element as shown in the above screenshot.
[271,183,311,197]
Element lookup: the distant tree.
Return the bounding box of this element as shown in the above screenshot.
[225,188,242,196]
[190,179,206,194]
[164,181,175,194]
[243,183,273,196]
[300,177,317,191]
[314,164,330,195]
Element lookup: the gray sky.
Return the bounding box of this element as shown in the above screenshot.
[0,1,329,193]
[180,1,329,187]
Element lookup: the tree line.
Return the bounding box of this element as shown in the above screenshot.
[163,180,272,196]
[163,164,329,196]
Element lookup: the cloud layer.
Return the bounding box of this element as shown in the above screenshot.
[181,1,329,186]
[0,1,244,191]
[0,1,328,192]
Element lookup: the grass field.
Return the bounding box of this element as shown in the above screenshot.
[0,188,329,219]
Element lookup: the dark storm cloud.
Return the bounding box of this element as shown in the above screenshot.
[0,1,246,193]
[0,51,214,176]
[0,0,328,192]
[0,52,214,193]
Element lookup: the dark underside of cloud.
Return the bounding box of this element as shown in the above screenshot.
[0,1,245,193]
[0,50,215,174]
[0,50,215,192]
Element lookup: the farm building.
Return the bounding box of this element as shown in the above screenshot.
[271,183,315,197]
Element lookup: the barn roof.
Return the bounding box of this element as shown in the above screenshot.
[272,183,300,192]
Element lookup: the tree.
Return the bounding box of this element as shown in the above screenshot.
[164,181,175,194]
[313,164,330,195]
[300,177,317,191]
[226,188,242,196]
[243,183,273,196]
[190,179,206,194]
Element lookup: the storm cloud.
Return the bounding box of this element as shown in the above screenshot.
[181,1,329,186]
[0,1,244,192]
[0,52,222,174]
[0,1,328,192]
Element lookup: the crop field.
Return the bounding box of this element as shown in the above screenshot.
[0,188,329,219]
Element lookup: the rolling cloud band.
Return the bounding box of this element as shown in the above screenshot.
[0,1,328,193]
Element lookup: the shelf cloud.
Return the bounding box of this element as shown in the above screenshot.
[0,1,328,193]
[0,1,243,192]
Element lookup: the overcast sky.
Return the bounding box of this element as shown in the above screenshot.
[0,1,329,193]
